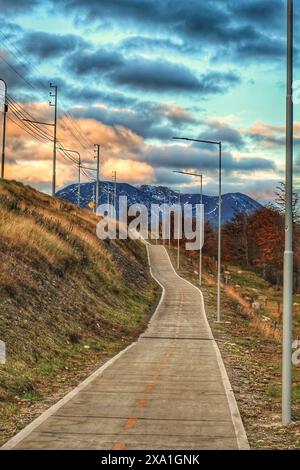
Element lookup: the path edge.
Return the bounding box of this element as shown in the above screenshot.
[161,246,250,450]
[1,243,164,451]
[1,342,137,450]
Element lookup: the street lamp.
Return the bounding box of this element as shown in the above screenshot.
[282,0,294,426]
[173,170,204,286]
[58,148,81,207]
[0,78,8,179]
[177,190,181,270]
[173,136,222,322]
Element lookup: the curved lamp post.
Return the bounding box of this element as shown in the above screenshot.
[173,136,222,322]
[173,170,203,286]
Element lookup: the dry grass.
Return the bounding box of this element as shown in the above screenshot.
[0,179,159,444]
[223,285,282,343]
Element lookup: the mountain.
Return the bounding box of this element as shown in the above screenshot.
[56,182,263,226]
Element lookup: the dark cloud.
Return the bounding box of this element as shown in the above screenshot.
[0,0,40,15]
[198,121,245,149]
[65,47,240,94]
[120,35,193,54]
[65,47,123,76]
[142,144,275,174]
[60,0,163,26]
[70,101,195,141]
[21,32,89,60]
[212,33,285,63]
[109,58,202,92]
[153,168,192,186]
[0,17,23,36]
[58,0,289,63]
[231,0,284,26]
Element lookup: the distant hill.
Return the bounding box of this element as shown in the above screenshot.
[56,182,262,226]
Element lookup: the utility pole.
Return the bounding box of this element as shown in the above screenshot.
[49,83,57,197]
[169,195,171,249]
[0,79,7,179]
[106,184,110,216]
[112,170,117,212]
[94,144,100,210]
[199,174,203,286]
[163,196,166,246]
[92,184,95,213]
[78,155,81,207]
[282,0,294,426]
[217,142,222,322]
[177,190,181,270]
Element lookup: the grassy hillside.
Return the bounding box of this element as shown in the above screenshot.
[0,179,159,444]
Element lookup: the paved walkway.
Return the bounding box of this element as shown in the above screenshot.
[3,245,248,450]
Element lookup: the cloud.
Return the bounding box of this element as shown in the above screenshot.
[0,0,40,15]
[245,121,300,148]
[109,57,202,92]
[108,58,241,94]
[142,143,275,174]
[153,168,192,186]
[154,104,196,126]
[70,101,195,141]
[58,0,290,63]
[231,0,284,26]
[66,46,241,94]
[198,120,245,149]
[20,32,89,60]
[65,47,123,76]
[120,35,192,54]
[102,158,154,182]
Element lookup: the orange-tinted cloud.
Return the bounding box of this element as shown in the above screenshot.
[3,102,148,190]
[102,158,153,182]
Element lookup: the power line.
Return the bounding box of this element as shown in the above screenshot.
[0,54,36,90]
[7,96,54,141]
[0,32,93,152]
[0,30,98,190]
[7,114,51,145]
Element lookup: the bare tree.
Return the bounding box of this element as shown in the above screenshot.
[271,181,299,223]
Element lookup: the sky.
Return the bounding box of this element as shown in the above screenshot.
[0,0,299,202]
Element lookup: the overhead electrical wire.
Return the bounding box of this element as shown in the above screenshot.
[0,28,98,183]
[0,29,94,149]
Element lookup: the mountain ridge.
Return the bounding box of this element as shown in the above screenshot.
[56,181,263,226]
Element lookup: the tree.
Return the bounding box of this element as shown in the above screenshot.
[222,213,250,265]
[272,181,300,223]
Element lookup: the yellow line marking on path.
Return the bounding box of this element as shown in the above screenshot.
[112,440,125,450]
[151,373,160,381]
[137,399,148,409]
[124,416,139,430]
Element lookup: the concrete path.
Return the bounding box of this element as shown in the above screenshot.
[2,245,249,450]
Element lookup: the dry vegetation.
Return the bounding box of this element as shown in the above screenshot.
[0,179,159,445]
[167,246,300,449]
